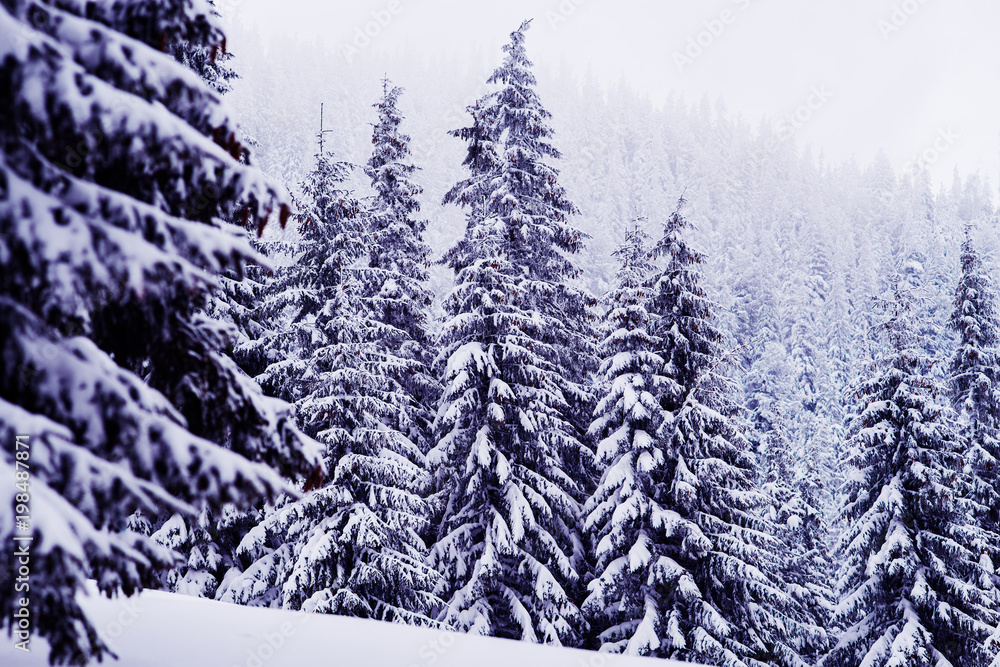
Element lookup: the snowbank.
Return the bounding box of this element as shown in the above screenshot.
[0,584,699,667]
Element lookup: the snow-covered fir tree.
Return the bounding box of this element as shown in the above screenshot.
[829,278,999,667]
[427,20,596,645]
[639,200,827,666]
[361,79,439,453]
[169,0,237,96]
[0,1,319,662]
[248,151,359,405]
[218,143,442,625]
[789,232,842,535]
[144,9,285,602]
[582,227,686,654]
[744,340,836,644]
[949,228,1000,599]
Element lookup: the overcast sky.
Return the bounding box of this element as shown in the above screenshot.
[225,0,999,195]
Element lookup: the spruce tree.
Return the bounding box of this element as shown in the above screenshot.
[582,228,686,654]
[362,79,439,453]
[789,232,842,548]
[0,1,318,663]
[829,279,998,667]
[641,200,826,666]
[949,228,1000,580]
[745,340,835,645]
[219,144,442,625]
[146,7,287,602]
[428,20,595,645]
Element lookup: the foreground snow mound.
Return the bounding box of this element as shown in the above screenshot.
[0,584,698,667]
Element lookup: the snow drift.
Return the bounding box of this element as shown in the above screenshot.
[0,583,699,667]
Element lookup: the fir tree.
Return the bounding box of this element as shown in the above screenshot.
[789,232,842,542]
[0,1,318,662]
[428,20,595,645]
[169,0,238,95]
[948,228,1000,608]
[640,200,826,666]
[582,227,686,654]
[829,279,998,667]
[219,144,442,625]
[362,79,439,453]
[950,231,1000,520]
[745,340,836,644]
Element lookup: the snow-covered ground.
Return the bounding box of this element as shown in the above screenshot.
[0,584,696,667]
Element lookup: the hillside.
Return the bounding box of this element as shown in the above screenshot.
[0,584,695,667]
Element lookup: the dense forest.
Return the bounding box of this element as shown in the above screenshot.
[2,3,999,667]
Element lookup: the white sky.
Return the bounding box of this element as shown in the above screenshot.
[224,0,1000,196]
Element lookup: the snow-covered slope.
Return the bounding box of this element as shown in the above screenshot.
[0,584,698,667]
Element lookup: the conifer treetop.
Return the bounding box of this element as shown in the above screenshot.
[951,227,1000,426]
[367,78,424,219]
[443,19,583,283]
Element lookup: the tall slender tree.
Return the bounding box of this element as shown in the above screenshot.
[949,228,1000,578]
[428,20,596,645]
[0,1,318,662]
[582,227,687,654]
[362,79,439,453]
[220,127,441,624]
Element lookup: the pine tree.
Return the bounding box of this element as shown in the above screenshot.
[0,2,318,663]
[745,340,836,644]
[949,228,1000,602]
[791,228,842,522]
[639,200,826,666]
[829,279,998,667]
[219,144,442,625]
[428,20,595,645]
